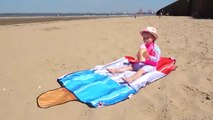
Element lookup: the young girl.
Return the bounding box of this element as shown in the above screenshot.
[107,27,161,83]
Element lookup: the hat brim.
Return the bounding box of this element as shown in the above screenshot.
[140,30,158,40]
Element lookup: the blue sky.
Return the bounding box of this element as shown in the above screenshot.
[0,0,176,13]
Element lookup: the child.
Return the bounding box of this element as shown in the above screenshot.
[107,27,161,83]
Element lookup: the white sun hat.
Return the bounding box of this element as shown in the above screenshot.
[140,27,158,40]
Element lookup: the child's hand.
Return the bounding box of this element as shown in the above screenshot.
[137,51,141,61]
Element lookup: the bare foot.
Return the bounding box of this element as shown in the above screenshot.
[106,68,116,74]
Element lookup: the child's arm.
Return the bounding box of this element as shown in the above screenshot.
[144,49,161,63]
[139,43,161,63]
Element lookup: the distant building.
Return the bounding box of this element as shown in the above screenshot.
[156,0,213,19]
[136,9,143,15]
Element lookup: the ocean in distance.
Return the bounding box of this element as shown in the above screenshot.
[0,13,154,25]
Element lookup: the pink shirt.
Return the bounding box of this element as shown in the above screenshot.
[140,42,161,67]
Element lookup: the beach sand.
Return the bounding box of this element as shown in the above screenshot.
[0,16,213,120]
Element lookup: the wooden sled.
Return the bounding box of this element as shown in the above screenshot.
[37,87,77,108]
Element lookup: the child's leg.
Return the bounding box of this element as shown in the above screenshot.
[107,65,133,74]
[123,65,156,83]
[122,69,145,83]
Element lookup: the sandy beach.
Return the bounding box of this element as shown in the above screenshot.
[0,16,213,120]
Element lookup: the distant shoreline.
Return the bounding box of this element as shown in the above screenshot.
[0,16,130,26]
[0,13,155,26]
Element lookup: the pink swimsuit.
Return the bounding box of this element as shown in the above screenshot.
[142,42,161,67]
[132,42,161,73]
